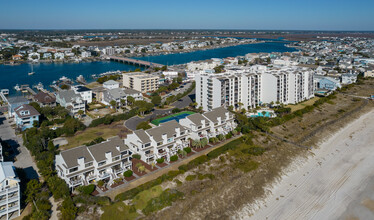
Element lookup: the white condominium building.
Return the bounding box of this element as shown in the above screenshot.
[55,136,131,189]
[123,72,159,93]
[196,65,314,111]
[125,120,190,163]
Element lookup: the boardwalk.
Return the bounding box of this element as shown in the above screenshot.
[109,56,163,68]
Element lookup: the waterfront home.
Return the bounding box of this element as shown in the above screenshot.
[54,52,65,60]
[55,136,131,189]
[125,120,190,163]
[0,162,21,219]
[72,85,92,104]
[7,96,29,118]
[33,92,56,107]
[56,90,85,115]
[123,88,143,101]
[180,107,236,140]
[11,55,22,60]
[103,80,120,90]
[28,52,40,61]
[14,104,40,131]
[43,53,52,59]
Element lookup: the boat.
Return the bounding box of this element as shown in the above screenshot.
[28,64,35,75]
[14,84,21,91]
[33,82,44,90]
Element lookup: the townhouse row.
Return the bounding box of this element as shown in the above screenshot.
[55,107,236,189]
[196,65,315,111]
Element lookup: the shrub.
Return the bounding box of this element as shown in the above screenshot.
[156,158,164,164]
[174,179,182,186]
[185,175,196,181]
[198,173,215,180]
[183,147,192,154]
[142,189,184,215]
[123,170,133,177]
[77,184,95,195]
[225,133,233,139]
[132,154,141,160]
[242,146,265,156]
[97,180,104,187]
[170,155,178,161]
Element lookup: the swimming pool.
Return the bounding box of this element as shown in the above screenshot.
[151,111,195,125]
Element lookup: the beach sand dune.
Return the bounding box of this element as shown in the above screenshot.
[241,109,374,220]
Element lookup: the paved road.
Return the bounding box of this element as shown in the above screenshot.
[124,91,195,130]
[0,115,39,179]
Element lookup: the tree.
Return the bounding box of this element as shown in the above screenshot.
[26,179,42,203]
[136,121,151,130]
[138,165,146,173]
[161,65,167,71]
[127,96,135,106]
[120,99,127,107]
[110,100,117,111]
[77,110,84,117]
[151,95,162,106]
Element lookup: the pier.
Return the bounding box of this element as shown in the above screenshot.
[50,84,62,92]
[25,87,37,96]
[109,56,163,68]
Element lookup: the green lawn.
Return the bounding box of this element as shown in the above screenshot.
[151,111,195,126]
[63,122,125,149]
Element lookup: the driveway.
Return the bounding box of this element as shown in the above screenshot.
[0,116,39,180]
[124,91,195,131]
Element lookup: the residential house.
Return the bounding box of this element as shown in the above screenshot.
[7,96,29,118]
[55,136,131,189]
[72,86,92,104]
[125,120,189,163]
[33,92,56,107]
[103,80,120,90]
[102,88,127,106]
[0,162,21,219]
[14,104,40,131]
[314,76,342,90]
[56,90,85,115]
[341,73,357,84]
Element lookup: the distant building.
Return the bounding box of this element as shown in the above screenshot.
[314,76,342,90]
[123,72,159,93]
[103,80,120,90]
[0,161,21,219]
[341,74,357,84]
[14,104,40,131]
[364,70,374,78]
[81,51,91,58]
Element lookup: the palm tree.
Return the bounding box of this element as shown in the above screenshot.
[77,110,84,118]
[138,165,146,173]
[110,100,117,111]
[151,162,156,169]
[127,96,135,107]
[135,163,142,172]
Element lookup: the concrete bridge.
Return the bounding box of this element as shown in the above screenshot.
[109,56,163,68]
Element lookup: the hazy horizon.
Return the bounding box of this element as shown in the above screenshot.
[1,0,373,31]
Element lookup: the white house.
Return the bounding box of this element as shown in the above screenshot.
[103,80,120,90]
[72,85,92,104]
[56,90,86,115]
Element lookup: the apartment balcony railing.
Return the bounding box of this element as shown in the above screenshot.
[0,186,18,194]
[86,175,97,181]
[69,179,83,186]
[98,173,111,180]
[113,168,125,175]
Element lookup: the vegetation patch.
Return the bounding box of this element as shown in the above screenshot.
[101,202,138,220]
[142,189,184,215]
[132,186,163,210]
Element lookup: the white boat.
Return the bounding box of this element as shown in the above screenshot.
[28,64,35,75]
[14,84,21,91]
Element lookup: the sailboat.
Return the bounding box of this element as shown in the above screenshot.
[28,64,35,75]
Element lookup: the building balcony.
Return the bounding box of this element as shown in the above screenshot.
[0,186,18,194]
[113,168,125,175]
[69,178,83,187]
[98,172,111,180]
[86,175,97,181]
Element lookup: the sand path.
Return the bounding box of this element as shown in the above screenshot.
[242,109,374,220]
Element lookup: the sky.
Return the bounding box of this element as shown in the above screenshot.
[0,0,373,31]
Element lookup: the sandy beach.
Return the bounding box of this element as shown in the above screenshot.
[238,109,374,220]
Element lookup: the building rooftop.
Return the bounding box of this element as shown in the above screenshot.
[14,104,40,118]
[60,145,94,169]
[34,92,56,104]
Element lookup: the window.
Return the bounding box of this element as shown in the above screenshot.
[69,167,78,173]
[113,156,120,161]
[85,162,93,168]
[98,161,106,166]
